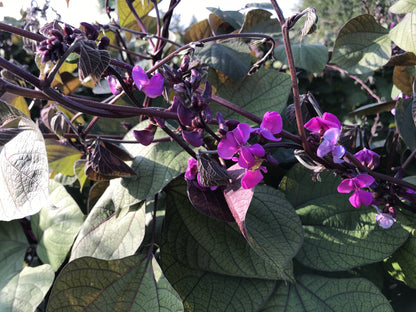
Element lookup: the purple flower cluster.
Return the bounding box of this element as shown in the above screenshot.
[337,174,375,208]
[217,112,282,189]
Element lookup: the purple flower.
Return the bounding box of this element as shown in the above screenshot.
[132,65,164,98]
[252,111,283,141]
[317,128,345,163]
[241,166,267,189]
[375,207,396,229]
[354,148,380,169]
[132,124,157,146]
[185,157,198,181]
[337,174,375,208]
[217,123,265,169]
[107,75,121,95]
[304,112,341,133]
[182,129,204,147]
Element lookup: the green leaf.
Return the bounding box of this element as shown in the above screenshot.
[183,19,211,43]
[0,264,54,311]
[74,159,88,191]
[70,186,145,261]
[207,7,244,29]
[160,245,276,311]
[280,165,409,271]
[31,180,84,271]
[110,121,190,210]
[390,0,416,14]
[349,100,396,117]
[196,41,251,81]
[0,101,49,221]
[385,230,416,288]
[240,9,281,36]
[274,43,328,73]
[163,178,294,280]
[331,14,390,74]
[390,9,416,54]
[45,139,82,176]
[396,98,416,150]
[210,68,291,126]
[47,254,183,312]
[0,221,27,288]
[262,274,393,311]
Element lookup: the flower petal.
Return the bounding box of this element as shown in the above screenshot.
[247,144,265,157]
[355,174,375,188]
[322,112,341,129]
[238,146,256,168]
[132,65,149,90]
[332,145,346,159]
[337,178,355,193]
[107,75,121,95]
[142,73,164,98]
[217,132,239,159]
[317,140,332,157]
[349,191,362,208]
[355,189,373,206]
[233,123,252,145]
[260,129,281,141]
[241,169,263,189]
[182,130,203,147]
[185,157,198,180]
[260,112,282,134]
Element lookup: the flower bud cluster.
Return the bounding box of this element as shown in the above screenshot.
[37,22,106,63]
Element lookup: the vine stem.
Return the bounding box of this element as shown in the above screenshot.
[270,0,311,156]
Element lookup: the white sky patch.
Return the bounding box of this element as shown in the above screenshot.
[0,0,298,27]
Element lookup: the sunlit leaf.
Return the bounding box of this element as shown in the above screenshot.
[207,7,244,30]
[0,101,49,221]
[331,14,390,74]
[78,42,110,82]
[31,180,84,271]
[280,164,409,271]
[393,65,415,96]
[390,9,416,54]
[47,254,183,311]
[74,159,88,191]
[45,139,82,176]
[390,0,416,14]
[10,96,30,117]
[262,274,393,311]
[183,19,211,43]
[0,265,54,311]
[70,187,145,261]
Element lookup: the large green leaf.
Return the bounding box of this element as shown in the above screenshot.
[207,7,244,29]
[160,245,276,311]
[110,121,190,210]
[0,221,27,288]
[262,274,393,311]
[31,180,84,271]
[395,97,416,150]
[390,0,416,14]
[196,41,251,81]
[280,165,409,271]
[0,264,54,311]
[210,68,291,126]
[0,102,49,221]
[163,179,299,280]
[46,254,183,311]
[390,8,416,55]
[274,43,328,73]
[331,14,390,74]
[70,186,146,261]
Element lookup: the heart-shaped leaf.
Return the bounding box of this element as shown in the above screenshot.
[209,68,291,125]
[262,274,393,311]
[196,41,251,81]
[78,42,110,82]
[110,121,190,210]
[164,178,301,281]
[31,180,84,271]
[0,101,49,221]
[160,243,277,311]
[389,0,416,14]
[45,139,82,176]
[70,186,146,261]
[331,14,390,74]
[47,254,183,311]
[280,164,409,271]
[0,264,54,311]
[0,221,28,288]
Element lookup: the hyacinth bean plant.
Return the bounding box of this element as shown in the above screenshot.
[1,0,416,311]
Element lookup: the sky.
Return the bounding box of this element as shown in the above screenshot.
[0,0,299,26]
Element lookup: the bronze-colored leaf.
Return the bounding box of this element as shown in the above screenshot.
[78,41,110,82]
[393,65,414,96]
[85,140,136,181]
[196,151,232,187]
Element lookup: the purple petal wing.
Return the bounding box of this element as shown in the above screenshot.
[260,112,282,134]
[355,174,375,188]
[241,169,264,189]
[322,112,341,129]
[337,179,355,193]
[317,140,332,157]
[233,123,252,145]
[355,189,373,206]
[143,73,164,98]
[132,65,149,90]
[217,132,239,159]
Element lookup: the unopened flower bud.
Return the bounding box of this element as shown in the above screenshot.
[80,22,99,41]
[133,124,157,146]
[180,55,190,72]
[188,69,201,91]
[182,129,203,147]
[98,36,110,50]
